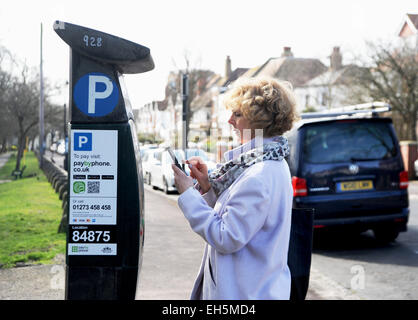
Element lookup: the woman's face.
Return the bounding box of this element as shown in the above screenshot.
[228,110,253,143]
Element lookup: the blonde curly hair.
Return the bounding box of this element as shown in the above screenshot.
[223,77,300,137]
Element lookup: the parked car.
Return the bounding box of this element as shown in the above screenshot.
[286,111,409,243]
[141,148,158,186]
[185,148,217,173]
[56,140,66,155]
[147,148,192,194]
[139,144,158,159]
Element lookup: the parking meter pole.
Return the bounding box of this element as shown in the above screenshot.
[54,21,154,300]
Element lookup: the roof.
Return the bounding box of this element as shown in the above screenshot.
[303,64,365,87]
[190,68,250,110]
[252,57,327,87]
[407,14,418,30]
[190,74,223,110]
[295,115,392,130]
[221,68,249,88]
[398,13,418,37]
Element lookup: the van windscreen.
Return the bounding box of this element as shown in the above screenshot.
[302,121,397,164]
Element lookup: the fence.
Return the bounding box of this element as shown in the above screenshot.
[37,153,68,233]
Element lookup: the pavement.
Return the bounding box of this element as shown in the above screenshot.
[0,152,12,183]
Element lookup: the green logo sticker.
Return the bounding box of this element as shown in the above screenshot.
[73,181,86,194]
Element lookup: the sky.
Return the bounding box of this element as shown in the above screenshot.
[0,0,417,109]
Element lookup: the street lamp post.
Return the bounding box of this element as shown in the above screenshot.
[39,22,45,168]
[181,73,189,163]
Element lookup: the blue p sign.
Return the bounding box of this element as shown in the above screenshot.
[74,132,92,151]
[73,73,119,117]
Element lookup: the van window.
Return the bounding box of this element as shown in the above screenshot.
[302,121,397,164]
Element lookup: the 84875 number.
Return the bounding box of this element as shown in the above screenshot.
[72,230,110,243]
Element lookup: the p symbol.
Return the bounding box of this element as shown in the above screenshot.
[73,73,119,117]
[74,133,92,151]
[88,75,113,114]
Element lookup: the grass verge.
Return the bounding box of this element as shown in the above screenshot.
[0,152,66,268]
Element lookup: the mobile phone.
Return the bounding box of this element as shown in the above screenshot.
[166,147,184,172]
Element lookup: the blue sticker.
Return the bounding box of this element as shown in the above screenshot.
[74,132,92,151]
[73,73,119,117]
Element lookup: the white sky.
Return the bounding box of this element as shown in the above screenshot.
[0,0,417,108]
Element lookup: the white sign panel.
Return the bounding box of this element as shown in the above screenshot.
[69,129,118,255]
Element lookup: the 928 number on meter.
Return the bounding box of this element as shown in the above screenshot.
[72,230,110,242]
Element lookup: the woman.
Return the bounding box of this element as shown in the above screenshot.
[172,77,299,300]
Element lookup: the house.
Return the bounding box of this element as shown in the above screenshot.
[294,47,365,111]
[397,13,418,51]
[135,99,173,143]
[212,48,327,155]
[187,56,249,158]
[215,47,326,118]
[252,47,327,89]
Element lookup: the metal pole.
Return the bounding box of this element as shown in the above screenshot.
[39,23,45,167]
[63,103,67,139]
[181,73,189,159]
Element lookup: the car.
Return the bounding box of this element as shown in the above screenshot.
[56,140,66,155]
[184,148,217,174]
[141,148,157,185]
[146,148,192,194]
[139,144,158,159]
[285,106,409,243]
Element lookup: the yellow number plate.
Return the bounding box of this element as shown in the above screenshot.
[338,180,373,191]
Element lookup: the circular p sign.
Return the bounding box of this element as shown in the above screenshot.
[73,72,119,117]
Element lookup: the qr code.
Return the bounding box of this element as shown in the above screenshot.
[87,181,100,193]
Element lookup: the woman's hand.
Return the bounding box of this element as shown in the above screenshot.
[185,156,211,194]
[171,164,194,194]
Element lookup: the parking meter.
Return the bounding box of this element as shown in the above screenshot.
[54,20,153,299]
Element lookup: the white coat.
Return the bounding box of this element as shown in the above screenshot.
[177,138,293,300]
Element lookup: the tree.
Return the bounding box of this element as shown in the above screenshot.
[342,39,418,140]
[0,47,62,172]
[0,45,14,152]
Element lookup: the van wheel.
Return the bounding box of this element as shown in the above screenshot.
[373,225,399,243]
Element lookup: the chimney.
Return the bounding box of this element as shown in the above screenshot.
[225,55,232,79]
[281,47,293,57]
[330,46,343,71]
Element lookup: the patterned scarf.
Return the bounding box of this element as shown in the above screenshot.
[206,136,290,197]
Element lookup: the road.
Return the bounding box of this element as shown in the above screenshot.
[309,182,418,300]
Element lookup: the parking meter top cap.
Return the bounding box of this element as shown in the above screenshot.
[53,20,154,74]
